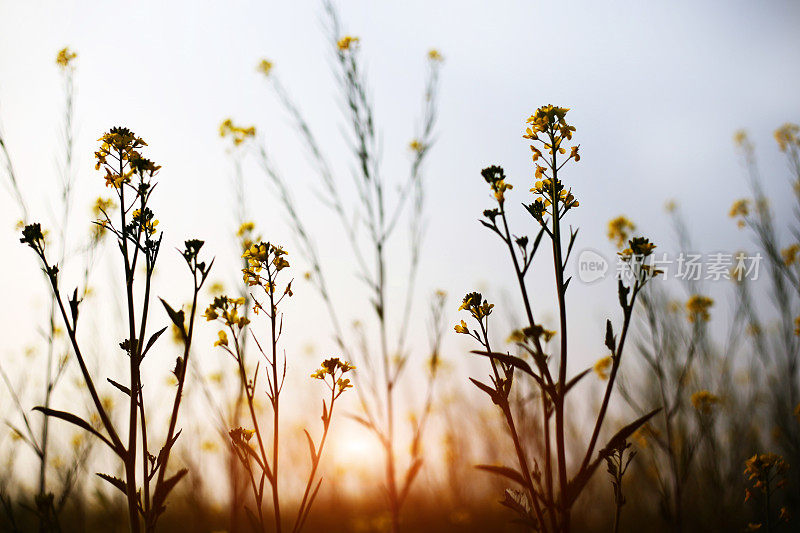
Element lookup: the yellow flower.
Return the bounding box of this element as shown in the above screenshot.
[458,292,493,320]
[690,390,719,415]
[229,427,255,443]
[237,221,255,237]
[774,123,799,152]
[733,129,749,147]
[214,330,228,347]
[686,295,713,323]
[337,377,353,392]
[607,216,636,249]
[427,49,443,61]
[55,47,77,69]
[593,356,612,380]
[257,59,273,76]
[219,118,256,146]
[337,36,359,51]
[781,243,800,266]
[729,198,750,229]
[454,320,469,335]
[409,139,423,152]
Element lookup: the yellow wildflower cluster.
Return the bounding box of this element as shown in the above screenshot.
[409,139,424,152]
[507,324,557,344]
[91,197,116,237]
[219,118,256,146]
[204,295,250,329]
[774,123,799,153]
[690,390,720,415]
[131,208,158,236]
[242,242,290,289]
[229,427,255,444]
[337,36,359,51]
[95,127,157,189]
[458,292,493,321]
[427,49,443,62]
[744,453,789,504]
[480,165,513,203]
[618,237,657,261]
[781,243,800,266]
[311,357,356,395]
[729,198,750,229]
[55,47,77,69]
[237,221,259,252]
[520,106,581,221]
[257,58,273,77]
[686,295,713,323]
[593,356,613,380]
[607,216,636,249]
[733,129,750,148]
[523,105,575,155]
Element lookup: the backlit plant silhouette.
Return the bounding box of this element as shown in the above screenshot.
[0,46,109,531]
[207,241,353,532]
[218,1,445,529]
[456,105,661,532]
[20,127,212,533]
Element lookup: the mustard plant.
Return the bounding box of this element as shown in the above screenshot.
[207,241,353,532]
[20,127,212,533]
[0,47,110,531]
[220,2,445,529]
[456,105,661,532]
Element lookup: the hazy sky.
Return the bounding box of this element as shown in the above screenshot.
[1,0,800,424]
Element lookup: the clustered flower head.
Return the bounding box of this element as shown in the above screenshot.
[594,356,613,380]
[427,49,443,62]
[409,139,424,152]
[204,295,250,329]
[242,242,291,290]
[529,176,578,217]
[690,390,720,415]
[480,165,513,203]
[257,58,273,77]
[229,427,255,445]
[523,105,578,162]
[131,208,158,236]
[55,47,77,69]
[219,118,256,146]
[686,294,713,323]
[311,357,356,396]
[774,122,799,153]
[506,324,557,345]
[781,243,800,266]
[744,453,789,502]
[95,127,156,189]
[458,292,494,321]
[337,35,359,51]
[729,198,750,229]
[91,197,117,238]
[607,216,636,249]
[237,221,259,252]
[618,237,656,261]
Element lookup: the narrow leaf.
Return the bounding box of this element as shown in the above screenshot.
[97,473,127,496]
[476,464,526,487]
[142,326,168,359]
[33,407,116,453]
[303,429,317,462]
